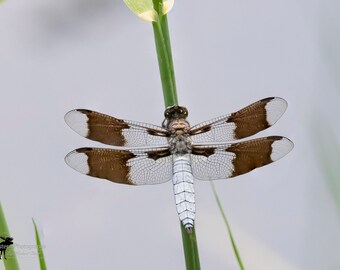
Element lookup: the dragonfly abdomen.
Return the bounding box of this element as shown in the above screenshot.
[172,155,195,233]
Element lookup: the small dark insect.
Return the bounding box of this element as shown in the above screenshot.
[0,236,13,260]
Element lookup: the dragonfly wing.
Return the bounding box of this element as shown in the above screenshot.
[190,97,288,143]
[65,147,173,185]
[65,109,170,147]
[191,136,293,180]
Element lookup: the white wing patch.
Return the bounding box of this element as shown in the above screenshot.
[121,121,169,146]
[65,110,89,137]
[191,148,236,180]
[191,119,237,143]
[127,150,173,185]
[65,151,89,175]
[265,97,288,126]
[270,138,294,162]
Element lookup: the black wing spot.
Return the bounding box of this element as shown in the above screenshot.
[76,109,93,114]
[147,149,171,160]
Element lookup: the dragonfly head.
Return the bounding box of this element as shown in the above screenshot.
[163,105,189,128]
[164,105,188,120]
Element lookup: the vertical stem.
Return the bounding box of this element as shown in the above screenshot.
[180,225,201,270]
[0,202,20,270]
[152,0,178,107]
[152,21,178,106]
[33,219,47,270]
[151,1,200,269]
[211,182,245,270]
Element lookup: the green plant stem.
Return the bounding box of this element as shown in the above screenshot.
[0,202,20,270]
[151,1,200,269]
[211,182,245,270]
[152,1,178,106]
[180,225,201,270]
[32,219,47,270]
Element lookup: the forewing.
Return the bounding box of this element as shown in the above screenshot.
[190,97,288,143]
[191,136,293,180]
[65,147,173,185]
[65,109,170,147]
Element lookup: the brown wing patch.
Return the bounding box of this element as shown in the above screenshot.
[226,97,273,139]
[78,110,130,146]
[77,147,136,185]
[227,136,280,177]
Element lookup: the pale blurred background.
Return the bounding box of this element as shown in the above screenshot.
[1,0,340,269]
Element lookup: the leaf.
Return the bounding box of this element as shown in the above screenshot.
[123,0,174,22]
[124,0,158,22]
[211,182,245,270]
[0,202,20,270]
[162,0,174,14]
[32,219,47,270]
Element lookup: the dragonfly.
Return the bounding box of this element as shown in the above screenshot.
[65,97,293,232]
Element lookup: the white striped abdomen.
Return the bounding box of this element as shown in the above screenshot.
[172,154,195,232]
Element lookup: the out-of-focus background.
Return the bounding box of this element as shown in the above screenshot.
[1,0,339,269]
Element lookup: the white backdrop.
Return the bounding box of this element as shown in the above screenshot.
[1,0,340,269]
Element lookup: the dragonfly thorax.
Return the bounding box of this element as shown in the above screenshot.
[169,119,190,131]
[167,118,191,155]
[169,134,192,155]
